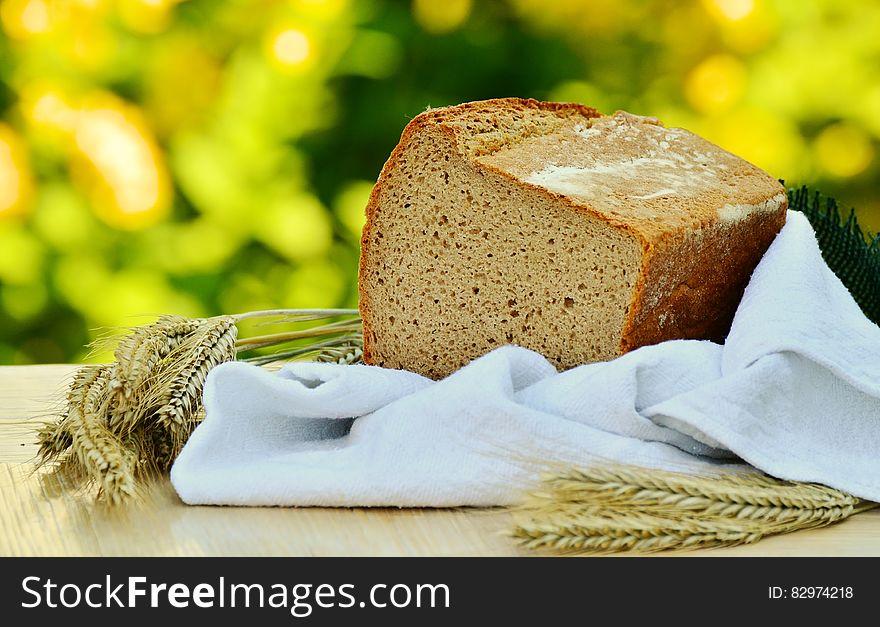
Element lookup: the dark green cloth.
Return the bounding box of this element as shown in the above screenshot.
[789,186,880,326]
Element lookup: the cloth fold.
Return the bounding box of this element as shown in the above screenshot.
[171,211,880,506]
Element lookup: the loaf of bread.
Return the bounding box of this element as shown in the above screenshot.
[359,98,787,379]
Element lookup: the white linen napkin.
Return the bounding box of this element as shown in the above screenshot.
[170,211,880,506]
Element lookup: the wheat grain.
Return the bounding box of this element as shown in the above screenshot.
[543,466,855,509]
[36,419,73,462]
[156,317,237,442]
[64,366,137,504]
[108,317,205,436]
[513,465,877,554]
[35,309,360,503]
[515,501,862,553]
[38,366,103,461]
[114,316,203,394]
[315,339,364,365]
[512,505,860,554]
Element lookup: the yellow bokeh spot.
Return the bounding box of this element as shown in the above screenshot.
[0,124,34,219]
[1,283,48,321]
[0,0,51,39]
[720,3,776,53]
[20,87,170,228]
[814,123,875,179]
[23,86,78,134]
[253,194,333,261]
[72,93,171,229]
[701,108,806,181]
[32,183,98,251]
[413,0,471,34]
[298,0,349,20]
[702,0,755,22]
[0,225,44,285]
[284,261,345,308]
[117,0,180,34]
[147,218,242,274]
[70,19,117,70]
[272,29,312,66]
[685,54,747,114]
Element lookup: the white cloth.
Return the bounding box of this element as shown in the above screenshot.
[171,211,880,506]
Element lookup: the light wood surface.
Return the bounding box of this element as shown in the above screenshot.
[2,364,878,557]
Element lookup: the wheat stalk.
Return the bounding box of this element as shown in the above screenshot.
[108,316,205,436]
[543,466,857,509]
[315,338,364,365]
[35,309,362,503]
[64,366,137,504]
[512,465,878,554]
[155,317,238,450]
[112,315,203,396]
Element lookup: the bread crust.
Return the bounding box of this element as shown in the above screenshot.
[359,98,787,370]
[360,98,605,366]
[620,206,787,350]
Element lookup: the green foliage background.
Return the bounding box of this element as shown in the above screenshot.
[0,0,878,364]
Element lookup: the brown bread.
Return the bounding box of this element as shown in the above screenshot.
[359,98,787,379]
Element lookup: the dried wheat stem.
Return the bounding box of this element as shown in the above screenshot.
[66,366,137,504]
[36,309,363,504]
[114,316,203,394]
[545,466,855,509]
[108,317,206,435]
[315,341,364,365]
[241,335,363,366]
[156,317,237,442]
[512,510,768,552]
[511,505,858,554]
[235,320,362,352]
[38,366,103,463]
[513,465,877,554]
[229,308,359,323]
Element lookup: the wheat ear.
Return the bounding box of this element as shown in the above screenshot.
[112,316,203,395]
[107,316,204,436]
[35,309,359,503]
[543,466,856,509]
[155,317,238,450]
[66,366,137,504]
[512,465,877,554]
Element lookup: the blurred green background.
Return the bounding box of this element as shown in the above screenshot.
[0,0,878,364]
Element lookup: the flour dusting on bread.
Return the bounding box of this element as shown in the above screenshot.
[359,98,786,379]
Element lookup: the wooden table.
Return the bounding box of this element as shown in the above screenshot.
[2,365,878,557]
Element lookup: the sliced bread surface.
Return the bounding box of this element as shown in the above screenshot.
[359,98,786,379]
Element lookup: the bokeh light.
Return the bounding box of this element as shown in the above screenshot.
[814,124,875,179]
[0,124,34,218]
[0,0,51,39]
[685,54,748,114]
[271,28,311,66]
[703,0,755,22]
[25,88,78,133]
[72,94,171,229]
[413,0,472,34]
[0,0,877,364]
